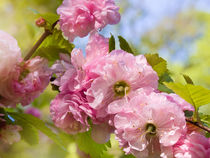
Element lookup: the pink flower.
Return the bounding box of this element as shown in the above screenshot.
[85,32,109,66]
[0,56,51,106]
[113,91,186,157]
[53,33,109,92]
[86,50,158,118]
[173,132,210,158]
[57,0,120,42]
[162,93,194,112]
[0,30,21,83]
[50,92,94,134]
[51,53,75,88]
[24,107,41,118]
[0,125,22,145]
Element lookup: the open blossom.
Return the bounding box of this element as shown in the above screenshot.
[51,53,74,88]
[0,56,51,106]
[52,32,109,93]
[113,91,186,158]
[0,30,21,83]
[86,50,159,118]
[57,0,120,42]
[85,32,109,66]
[0,125,22,145]
[50,92,94,134]
[173,132,210,158]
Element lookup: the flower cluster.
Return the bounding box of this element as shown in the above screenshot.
[0,31,52,107]
[51,0,210,157]
[57,0,121,42]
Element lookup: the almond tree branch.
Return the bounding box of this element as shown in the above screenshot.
[24,20,59,61]
[186,118,210,133]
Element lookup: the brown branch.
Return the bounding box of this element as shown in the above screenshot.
[24,20,59,61]
[186,118,210,133]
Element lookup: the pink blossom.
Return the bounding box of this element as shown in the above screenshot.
[85,32,109,66]
[113,91,186,157]
[50,92,94,134]
[0,56,51,106]
[173,132,210,158]
[53,33,109,93]
[0,125,22,145]
[51,53,75,88]
[86,50,159,118]
[162,93,194,112]
[24,107,41,118]
[57,0,120,42]
[0,30,21,83]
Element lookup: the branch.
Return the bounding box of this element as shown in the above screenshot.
[24,20,59,61]
[186,118,210,133]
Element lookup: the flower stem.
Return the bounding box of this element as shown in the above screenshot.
[24,20,59,61]
[186,118,210,133]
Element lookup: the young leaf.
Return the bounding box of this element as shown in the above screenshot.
[164,83,210,108]
[182,74,194,85]
[14,118,39,145]
[118,36,134,54]
[8,112,67,150]
[109,34,115,52]
[76,130,111,158]
[33,29,74,65]
[144,53,168,77]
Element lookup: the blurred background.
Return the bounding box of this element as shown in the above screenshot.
[0,0,210,157]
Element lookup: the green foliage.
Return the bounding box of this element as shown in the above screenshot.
[144,53,168,77]
[199,113,210,127]
[164,82,210,120]
[15,117,39,145]
[38,13,59,26]
[118,36,134,54]
[33,29,74,65]
[8,112,68,150]
[164,82,210,108]
[109,34,115,52]
[144,53,173,93]
[76,130,111,158]
[183,74,194,85]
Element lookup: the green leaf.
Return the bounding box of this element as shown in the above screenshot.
[118,36,134,54]
[158,83,173,93]
[33,29,74,65]
[109,34,115,52]
[199,113,210,127]
[183,74,194,85]
[38,13,59,25]
[164,82,210,121]
[145,53,168,77]
[8,112,67,150]
[14,118,39,145]
[76,130,111,158]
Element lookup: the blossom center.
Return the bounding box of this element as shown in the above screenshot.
[146,123,156,136]
[113,81,130,97]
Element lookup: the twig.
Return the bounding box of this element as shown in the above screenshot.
[186,118,210,133]
[24,20,59,61]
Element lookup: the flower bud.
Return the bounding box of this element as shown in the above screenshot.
[35,17,46,27]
